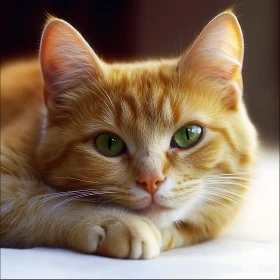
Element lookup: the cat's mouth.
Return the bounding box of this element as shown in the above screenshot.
[137,202,174,215]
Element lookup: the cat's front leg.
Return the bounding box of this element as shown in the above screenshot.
[1,174,161,259]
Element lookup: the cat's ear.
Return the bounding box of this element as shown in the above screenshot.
[178,12,244,108]
[40,17,102,111]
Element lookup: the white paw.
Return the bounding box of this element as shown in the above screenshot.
[87,216,161,259]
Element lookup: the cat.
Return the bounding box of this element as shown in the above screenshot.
[0,10,258,259]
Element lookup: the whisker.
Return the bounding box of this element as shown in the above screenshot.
[39,193,120,227]
[204,181,251,189]
[83,84,113,118]
[206,172,252,177]
[40,192,99,222]
[32,189,116,210]
[97,197,120,208]
[87,80,116,113]
[33,188,115,201]
[0,166,17,178]
[203,190,245,208]
[201,195,235,212]
[204,186,246,199]
[48,176,106,186]
[205,176,251,182]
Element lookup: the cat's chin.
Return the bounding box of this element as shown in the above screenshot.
[139,203,173,215]
[135,203,177,228]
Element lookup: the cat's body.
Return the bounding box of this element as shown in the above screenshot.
[1,12,257,259]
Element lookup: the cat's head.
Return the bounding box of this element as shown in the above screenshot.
[37,12,257,228]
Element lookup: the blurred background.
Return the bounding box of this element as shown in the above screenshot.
[1,0,279,148]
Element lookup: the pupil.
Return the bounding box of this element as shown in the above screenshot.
[185,128,190,140]
[108,137,113,150]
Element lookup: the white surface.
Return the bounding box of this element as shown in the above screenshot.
[1,147,279,279]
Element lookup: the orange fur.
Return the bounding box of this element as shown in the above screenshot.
[0,12,258,259]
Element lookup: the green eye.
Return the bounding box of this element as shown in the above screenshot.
[171,124,203,149]
[95,133,126,157]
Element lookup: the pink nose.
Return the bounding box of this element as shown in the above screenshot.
[136,172,165,194]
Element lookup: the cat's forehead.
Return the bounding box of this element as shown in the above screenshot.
[105,60,177,91]
[102,61,182,129]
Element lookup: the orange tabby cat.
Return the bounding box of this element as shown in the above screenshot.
[1,11,257,259]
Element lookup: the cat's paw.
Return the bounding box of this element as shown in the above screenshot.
[87,217,161,259]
